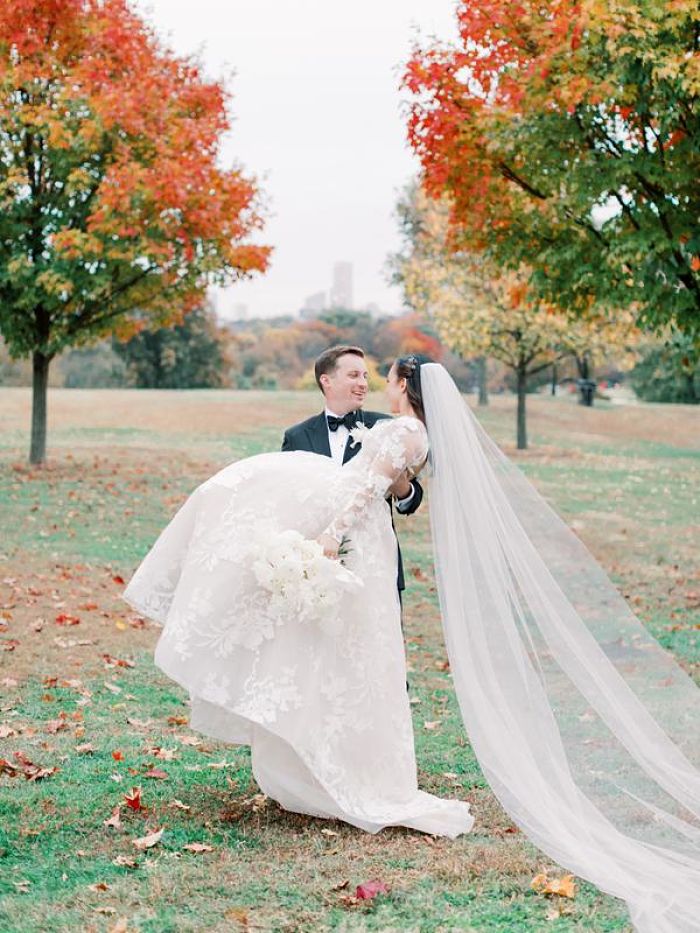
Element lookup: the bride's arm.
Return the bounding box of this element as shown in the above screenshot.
[320,418,428,550]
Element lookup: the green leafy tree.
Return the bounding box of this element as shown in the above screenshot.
[114,304,225,389]
[630,333,699,403]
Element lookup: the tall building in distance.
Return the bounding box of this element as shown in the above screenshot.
[329,261,353,310]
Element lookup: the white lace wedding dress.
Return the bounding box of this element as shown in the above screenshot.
[124,415,474,838]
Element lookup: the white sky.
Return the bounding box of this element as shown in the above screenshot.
[134,0,459,320]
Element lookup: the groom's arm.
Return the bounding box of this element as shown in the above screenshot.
[394,477,424,516]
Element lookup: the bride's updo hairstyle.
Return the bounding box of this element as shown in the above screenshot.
[395,354,434,425]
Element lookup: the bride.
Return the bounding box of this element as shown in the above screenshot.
[124,357,700,931]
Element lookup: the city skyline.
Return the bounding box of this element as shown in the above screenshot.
[133,0,459,320]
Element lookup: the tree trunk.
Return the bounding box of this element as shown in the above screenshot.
[476,356,489,406]
[551,362,557,396]
[30,351,51,465]
[576,352,595,407]
[516,364,528,450]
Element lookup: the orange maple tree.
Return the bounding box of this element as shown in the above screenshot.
[0,0,270,462]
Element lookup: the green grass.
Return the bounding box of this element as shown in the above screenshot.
[1,388,697,931]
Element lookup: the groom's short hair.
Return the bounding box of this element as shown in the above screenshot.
[314,345,365,392]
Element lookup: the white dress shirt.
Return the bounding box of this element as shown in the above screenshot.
[324,408,351,466]
[325,408,415,510]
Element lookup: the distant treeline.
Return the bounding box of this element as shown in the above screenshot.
[1,305,697,403]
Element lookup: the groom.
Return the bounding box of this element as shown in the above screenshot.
[281,345,423,596]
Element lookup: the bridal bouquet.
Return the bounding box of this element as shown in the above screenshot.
[251,529,362,623]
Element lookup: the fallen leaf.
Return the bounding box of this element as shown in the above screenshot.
[103,806,122,829]
[183,842,213,853]
[0,725,17,739]
[423,720,441,731]
[532,872,577,898]
[55,613,80,626]
[356,879,390,900]
[102,654,135,669]
[112,750,124,761]
[76,742,95,755]
[0,639,20,652]
[112,855,138,868]
[88,881,110,892]
[167,715,188,725]
[321,828,338,837]
[112,575,126,585]
[174,733,200,746]
[143,768,168,780]
[132,827,163,850]
[124,787,146,811]
[8,751,58,781]
[45,717,68,735]
[168,799,191,811]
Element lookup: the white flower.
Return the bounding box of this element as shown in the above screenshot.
[251,529,362,624]
[348,423,370,448]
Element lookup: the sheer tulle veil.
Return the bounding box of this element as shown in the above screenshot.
[420,362,700,932]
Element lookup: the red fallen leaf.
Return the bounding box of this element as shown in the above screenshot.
[79,602,99,611]
[43,676,58,687]
[356,880,390,900]
[112,750,124,761]
[124,787,146,811]
[112,575,125,585]
[55,613,80,626]
[144,768,168,780]
[103,806,122,829]
[0,639,20,651]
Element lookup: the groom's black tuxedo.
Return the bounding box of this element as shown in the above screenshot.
[281,409,423,593]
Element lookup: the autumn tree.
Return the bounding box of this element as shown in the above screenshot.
[0,0,270,463]
[391,185,638,448]
[404,0,700,337]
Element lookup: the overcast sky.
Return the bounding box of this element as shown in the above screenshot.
[133,0,459,320]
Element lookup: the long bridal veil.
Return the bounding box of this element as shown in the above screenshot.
[420,363,700,932]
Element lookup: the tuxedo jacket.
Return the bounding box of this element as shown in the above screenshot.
[281,410,424,592]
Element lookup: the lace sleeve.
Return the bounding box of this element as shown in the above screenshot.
[323,417,428,544]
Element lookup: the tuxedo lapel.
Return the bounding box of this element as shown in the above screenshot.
[305,413,332,457]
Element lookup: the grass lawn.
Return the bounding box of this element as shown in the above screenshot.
[0,388,698,932]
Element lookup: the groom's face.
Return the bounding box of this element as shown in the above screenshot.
[322,353,368,415]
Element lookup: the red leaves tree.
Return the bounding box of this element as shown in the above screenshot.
[0,0,270,462]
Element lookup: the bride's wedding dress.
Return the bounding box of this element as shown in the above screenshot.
[124,414,474,838]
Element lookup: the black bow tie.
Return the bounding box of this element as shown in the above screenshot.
[327,412,357,432]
